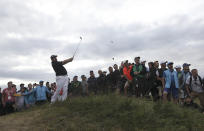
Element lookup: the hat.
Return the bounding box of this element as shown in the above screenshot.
[167,62,174,65]
[134,56,140,60]
[175,65,181,69]
[123,60,128,64]
[141,59,146,63]
[183,63,191,67]
[160,61,167,65]
[50,55,57,59]
[39,80,44,83]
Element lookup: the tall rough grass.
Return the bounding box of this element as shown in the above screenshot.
[31,95,204,131]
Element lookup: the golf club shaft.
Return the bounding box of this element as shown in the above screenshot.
[73,39,82,57]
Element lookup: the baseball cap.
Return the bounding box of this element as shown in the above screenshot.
[39,80,44,83]
[175,65,181,69]
[134,56,140,60]
[50,55,57,59]
[160,61,167,65]
[183,63,191,67]
[141,59,146,63]
[167,62,174,65]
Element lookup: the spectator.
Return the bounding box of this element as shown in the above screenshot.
[81,75,89,96]
[119,62,126,94]
[107,67,115,93]
[186,69,204,110]
[146,62,158,101]
[156,61,167,99]
[15,85,26,111]
[182,63,191,98]
[132,57,146,97]
[46,82,51,102]
[69,76,81,96]
[113,64,121,93]
[88,71,97,95]
[163,62,179,103]
[25,83,36,108]
[123,60,133,96]
[2,81,16,114]
[23,81,51,105]
[175,65,184,104]
[97,70,107,94]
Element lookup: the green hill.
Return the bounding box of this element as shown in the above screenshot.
[0,95,204,131]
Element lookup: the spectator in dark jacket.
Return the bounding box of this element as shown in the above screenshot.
[107,67,116,93]
[97,70,107,94]
[88,71,97,95]
[146,62,159,101]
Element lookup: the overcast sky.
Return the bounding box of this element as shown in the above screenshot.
[0,0,204,88]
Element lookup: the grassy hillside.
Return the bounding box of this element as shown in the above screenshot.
[0,95,204,131]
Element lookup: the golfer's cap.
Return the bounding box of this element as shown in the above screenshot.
[175,65,181,69]
[50,55,57,59]
[167,62,174,65]
[183,63,191,67]
[39,80,44,83]
[160,61,167,65]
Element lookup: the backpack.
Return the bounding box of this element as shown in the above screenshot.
[189,75,203,90]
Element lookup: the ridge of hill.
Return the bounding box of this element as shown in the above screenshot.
[0,95,204,131]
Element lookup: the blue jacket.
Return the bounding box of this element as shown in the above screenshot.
[24,89,36,105]
[163,69,179,89]
[24,86,51,101]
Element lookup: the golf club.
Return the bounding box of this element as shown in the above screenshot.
[73,36,83,57]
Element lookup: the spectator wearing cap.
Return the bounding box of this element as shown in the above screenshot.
[88,71,97,95]
[123,60,133,96]
[81,75,89,96]
[175,65,185,104]
[163,62,179,103]
[140,60,148,72]
[185,69,204,111]
[182,63,191,94]
[132,57,147,97]
[23,81,51,105]
[156,61,168,99]
[50,55,74,103]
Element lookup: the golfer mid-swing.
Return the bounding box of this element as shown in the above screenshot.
[50,55,74,103]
